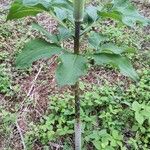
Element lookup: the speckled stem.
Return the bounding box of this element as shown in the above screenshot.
[73,1,85,149]
[74,21,81,150]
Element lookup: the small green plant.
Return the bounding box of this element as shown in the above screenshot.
[0,61,11,94]
[132,101,150,125]
[0,107,16,138]
[25,85,126,149]
[7,0,149,149]
[24,79,150,149]
[0,52,17,96]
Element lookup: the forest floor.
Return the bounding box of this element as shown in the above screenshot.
[0,0,150,150]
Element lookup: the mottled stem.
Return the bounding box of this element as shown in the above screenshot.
[74,21,81,150]
[73,1,85,149]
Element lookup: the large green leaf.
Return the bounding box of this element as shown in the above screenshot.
[32,23,58,43]
[98,43,136,54]
[113,0,149,26]
[93,53,139,81]
[85,5,99,21]
[51,0,73,10]
[99,0,149,27]
[16,39,62,68]
[23,0,51,9]
[32,23,73,43]
[52,0,73,22]
[54,7,73,22]
[57,26,73,41]
[99,11,122,23]
[54,7,68,20]
[88,32,108,50]
[7,0,48,20]
[56,52,88,86]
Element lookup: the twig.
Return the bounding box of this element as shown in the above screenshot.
[27,65,43,97]
[15,57,57,149]
[12,65,44,150]
[18,64,44,113]
[49,142,63,150]
[16,121,27,150]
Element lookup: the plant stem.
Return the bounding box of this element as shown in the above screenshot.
[74,21,81,150]
[74,22,81,55]
[74,81,81,150]
[73,0,85,148]
[74,0,85,22]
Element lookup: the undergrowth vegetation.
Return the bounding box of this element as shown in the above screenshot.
[1,70,149,149]
[24,70,150,150]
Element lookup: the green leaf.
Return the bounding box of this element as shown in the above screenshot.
[118,57,139,81]
[112,0,149,26]
[53,1,73,22]
[56,52,87,86]
[132,101,141,112]
[23,0,51,9]
[86,5,98,21]
[135,112,144,125]
[32,23,58,43]
[7,0,48,20]
[92,140,102,149]
[54,7,68,20]
[112,130,119,139]
[99,129,108,137]
[99,0,149,27]
[104,146,115,150]
[99,11,122,22]
[16,39,62,68]
[88,32,108,50]
[93,53,139,81]
[98,43,136,54]
[52,0,73,10]
[58,26,73,41]
[141,109,150,118]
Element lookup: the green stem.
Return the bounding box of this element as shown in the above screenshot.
[74,0,85,22]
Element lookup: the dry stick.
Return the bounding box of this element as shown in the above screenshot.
[17,64,44,116]
[49,142,63,150]
[14,65,44,150]
[15,57,57,150]
[12,64,44,150]
[27,65,43,97]
[16,121,27,150]
[26,55,58,100]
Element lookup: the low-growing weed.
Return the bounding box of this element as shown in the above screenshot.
[24,70,150,149]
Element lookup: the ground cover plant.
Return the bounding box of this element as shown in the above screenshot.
[0,0,150,147]
[24,74,150,150]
